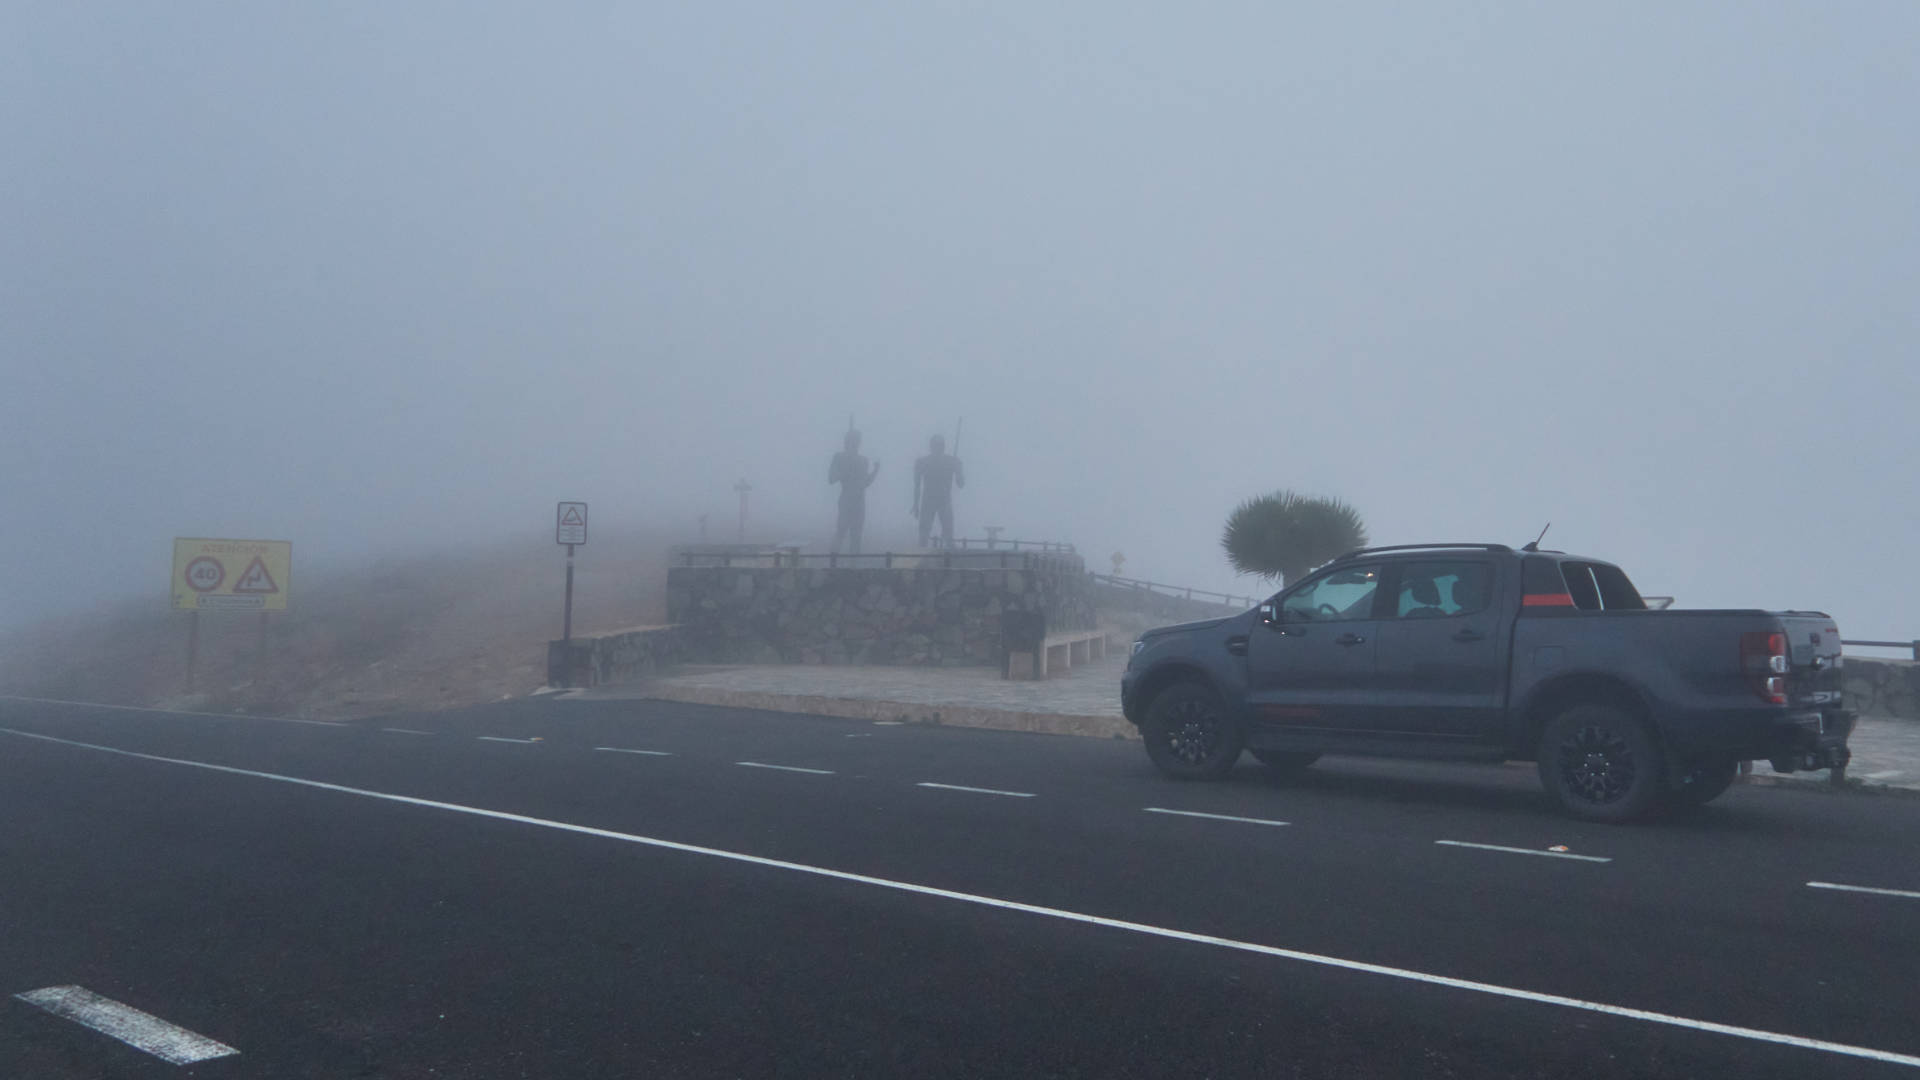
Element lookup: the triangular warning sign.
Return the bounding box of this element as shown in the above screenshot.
[232,556,280,594]
[560,506,584,526]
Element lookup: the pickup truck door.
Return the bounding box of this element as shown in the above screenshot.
[1245,563,1386,733]
[1369,559,1513,738]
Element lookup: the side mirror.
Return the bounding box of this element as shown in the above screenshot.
[1258,602,1279,626]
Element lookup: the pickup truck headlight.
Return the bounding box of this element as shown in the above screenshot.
[1131,639,1146,657]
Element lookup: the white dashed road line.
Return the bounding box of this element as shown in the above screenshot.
[1144,807,1290,827]
[477,736,540,745]
[1808,881,1920,901]
[13,985,239,1065]
[382,727,434,735]
[916,782,1036,798]
[1435,840,1611,863]
[736,761,835,775]
[6,725,1918,1071]
[594,747,673,756]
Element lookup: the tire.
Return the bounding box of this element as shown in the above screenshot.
[1249,749,1320,774]
[1537,704,1665,823]
[1668,755,1740,807]
[1141,681,1244,780]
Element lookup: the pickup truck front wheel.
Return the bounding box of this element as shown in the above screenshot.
[1538,704,1665,823]
[1142,682,1244,780]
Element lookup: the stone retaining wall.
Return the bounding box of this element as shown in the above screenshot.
[1846,656,1919,721]
[547,625,682,689]
[667,566,1095,666]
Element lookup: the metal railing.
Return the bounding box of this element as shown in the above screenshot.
[1088,573,1259,609]
[940,537,1077,553]
[1843,639,1920,661]
[677,549,1084,573]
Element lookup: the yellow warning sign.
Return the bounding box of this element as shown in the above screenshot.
[172,538,292,611]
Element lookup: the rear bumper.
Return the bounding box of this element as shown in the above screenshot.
[1663,708,1854,772]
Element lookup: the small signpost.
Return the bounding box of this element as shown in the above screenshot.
[172,538,292,693]
[556,502,588,641]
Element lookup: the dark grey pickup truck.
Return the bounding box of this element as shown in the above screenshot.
[1120,543,1853,821]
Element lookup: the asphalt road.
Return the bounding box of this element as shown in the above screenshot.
[3,694,1918,1079]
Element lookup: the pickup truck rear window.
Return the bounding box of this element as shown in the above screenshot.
[1559,561,1647,611]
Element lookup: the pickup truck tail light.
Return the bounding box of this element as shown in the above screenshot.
[1740,631,1789,705]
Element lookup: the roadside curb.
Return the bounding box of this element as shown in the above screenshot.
[1740,773,1920,799]
[639,683,1138,741]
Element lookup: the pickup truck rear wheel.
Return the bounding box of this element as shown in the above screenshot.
[1142,682,1244,780]
[1249,749,1320,774]
[1538,704,1665,823]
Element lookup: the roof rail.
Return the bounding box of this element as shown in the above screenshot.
[1331,543,1514,562]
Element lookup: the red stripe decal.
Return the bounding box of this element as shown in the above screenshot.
[1523,593,1576,607]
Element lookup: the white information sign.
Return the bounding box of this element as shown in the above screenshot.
[556,502,588,546]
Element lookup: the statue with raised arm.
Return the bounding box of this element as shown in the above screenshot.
[828,428,881,554]
[912,433,965,548]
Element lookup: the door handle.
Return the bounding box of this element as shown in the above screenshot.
[1452,629,1486,643]
[1334,633,1367,646]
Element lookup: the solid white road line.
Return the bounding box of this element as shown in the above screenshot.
[1144,807,1290,827]
[1808,881,1920,901]
[382,727,434,736]
[13,985,238,1065]
[0,694,340,728]
[736,761,835,774]
[477,736,540,744]
[594,747,672,756]
[1859,770,1905,780]
[1435,840,1611,863]
[916,782,1036,798]
[5,727,1918,1072]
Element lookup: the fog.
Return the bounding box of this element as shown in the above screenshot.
[5,4,1916,640]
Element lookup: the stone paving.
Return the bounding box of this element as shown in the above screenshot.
[577,660,1920,791]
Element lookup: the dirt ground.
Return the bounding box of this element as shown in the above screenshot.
[0,539,671,720]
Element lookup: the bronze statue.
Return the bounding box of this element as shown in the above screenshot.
[912,432,965,547]
[828,429,881,554]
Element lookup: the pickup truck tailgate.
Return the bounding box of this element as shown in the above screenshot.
[1781,614,1846,709]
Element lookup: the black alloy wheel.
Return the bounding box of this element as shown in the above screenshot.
[1537,704,1664,822]
[1142,682,1244,780]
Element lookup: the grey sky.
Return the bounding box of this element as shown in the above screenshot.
[5,3,1915,637]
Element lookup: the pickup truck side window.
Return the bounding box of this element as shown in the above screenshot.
[1558,561,1648,611]
[1280,564,1383,622]
[1392,560,1492,618]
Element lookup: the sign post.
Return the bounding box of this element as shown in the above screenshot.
[556,502,588,641]
[172,538,293,694]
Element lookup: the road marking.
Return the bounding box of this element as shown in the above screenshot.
[916,782,1036,798]
[736,761,835,775]
[5,726,1919,1073]
[0,694,336,728]
[594,747,672,756]
[1809,881,1920,901]
[843,733,875,738]
[1859,770,1905,780]
[477,736,540,744]
[1144,807,1290,827]
[1435,840,1611,863]
[13,985,238,1065]
[382,727,433,735]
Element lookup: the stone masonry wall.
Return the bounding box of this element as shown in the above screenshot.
[1845,656,1920,721]
[547,625,682,689]
[667,566,1095,666]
